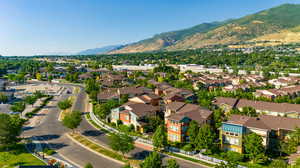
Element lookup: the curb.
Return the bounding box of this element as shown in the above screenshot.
[66,133,125,166]
[164,153,212,168]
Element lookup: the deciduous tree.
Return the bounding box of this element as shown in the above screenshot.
[109,133,134,157]
[140,152,162,168]
[62,111,82,132]
[152,125,167,151]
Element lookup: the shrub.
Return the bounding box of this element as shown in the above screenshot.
[182,144,193,152]
[43,148,56,155]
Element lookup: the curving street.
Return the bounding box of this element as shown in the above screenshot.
[22,82,207,168]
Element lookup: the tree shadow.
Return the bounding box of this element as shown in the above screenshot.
[82,130,103,137]
[34,113,46,116]
[131,150,151,160]
[22,126,34,131]
[40,142,68,150]
[34,134,60,141]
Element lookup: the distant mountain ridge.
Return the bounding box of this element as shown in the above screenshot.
[109,3,300,54]
[78,45,123,55]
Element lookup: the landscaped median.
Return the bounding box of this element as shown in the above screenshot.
[67,132,141,167]
[58,96,74,121]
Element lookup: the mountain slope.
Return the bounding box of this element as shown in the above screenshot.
[109,21,226,53]
[110,4,300,54]
[78,45,123,55]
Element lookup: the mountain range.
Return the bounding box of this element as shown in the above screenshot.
[105,4,300,54]
[77,45,123,55]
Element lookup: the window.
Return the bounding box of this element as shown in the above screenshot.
[224,136,239,145]
[170,125,179,132]
[168,134,179,141]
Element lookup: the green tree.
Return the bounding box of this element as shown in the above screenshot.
[215,161,238,168]
[36,73,42,81]
[241,106,257,117]
[24,96,37,107]
[166,159,179,168]
[195,124,216,152]
[152,125,167,151]
[213,108,224,128]
[62,111,82,132]
[187,120,199,147]
[109,133,134,157]
[140,152,162,168]
[244,133,266,163]
[84,163,93,168]
[122,164,132,168]
[94,100,119,119]
[58,99,72,110]
[10,101,25,113]
[33,91,44,99]
[85,78,99,94]
[268,160,287,168]
[0,114,24,145]
[226,151,243,163]
[0,93,8,103]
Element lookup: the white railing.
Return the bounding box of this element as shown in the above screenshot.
[89,103,247,168]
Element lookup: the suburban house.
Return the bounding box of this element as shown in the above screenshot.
[165,102,213,142]
[268,77,300,89]
[220,114,300,153]
[162,87,196,104]
[97,86,153,102]
[97,88,119,103]
[213,97,300,118]
[243,74,264,83]
[255,85,300,99]
[117,86,152,98]
[128,94,160,106]
[78,72,93,81]
[154,83,173,96]
[109,102,159,133]
[195,78,232,90]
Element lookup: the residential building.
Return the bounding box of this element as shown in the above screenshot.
[255,85,300,99]
[221,114,300,153]
[128,94,160,106]
[109,102,159,133]
[165,102,213,142]
[214,97,300,118]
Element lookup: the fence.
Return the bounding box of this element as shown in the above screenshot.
[89,104,247,168]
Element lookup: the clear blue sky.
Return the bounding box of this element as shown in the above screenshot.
[0,0,299,56]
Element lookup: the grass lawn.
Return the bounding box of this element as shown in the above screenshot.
[69,133,142,167]
[0,144,46,168]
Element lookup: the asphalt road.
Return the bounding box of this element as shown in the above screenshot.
[23,82,206,168]
[22,84,122,168]
[73,85,206,168]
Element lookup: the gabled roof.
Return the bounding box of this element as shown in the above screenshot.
[122,102,158,118]
[167,103,213,124]
[225,114,300,131]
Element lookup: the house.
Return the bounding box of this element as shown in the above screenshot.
[220,114,300,153]
[162,87,196,104]
[118,86,152,98]
[97,88,119,103]
[255,85,300,99]
[78,73,93,81]
[154,83,172,96]
[268,77,300,89]
[165,102,213,142]
[109,102,159,133]
[213,97,300,118]
[128,94,160,106]
[243,75,264,83]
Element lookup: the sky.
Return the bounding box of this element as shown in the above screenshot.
[0,0,300,56]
